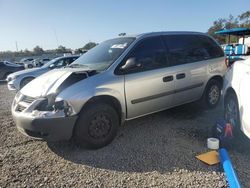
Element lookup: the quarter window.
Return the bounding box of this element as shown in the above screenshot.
[197,35,224,58]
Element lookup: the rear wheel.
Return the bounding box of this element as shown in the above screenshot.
[203,79,221,108]
[20,77,34,89]
[74,102,119,149]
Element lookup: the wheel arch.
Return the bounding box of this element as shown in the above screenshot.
[20,76,35,88]
[224,87,237,104]
[79,95,124,125]
[208,75,223,87]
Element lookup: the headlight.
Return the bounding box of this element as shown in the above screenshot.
[8,75,19,81]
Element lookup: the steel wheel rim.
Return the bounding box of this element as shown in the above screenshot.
[88,114,112,139]
[208,85,220,105]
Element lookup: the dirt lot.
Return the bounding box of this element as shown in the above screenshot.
[1,82,250,188]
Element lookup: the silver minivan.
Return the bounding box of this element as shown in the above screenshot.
[12,32,226,148]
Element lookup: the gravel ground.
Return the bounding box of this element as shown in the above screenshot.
[1,82,250,187]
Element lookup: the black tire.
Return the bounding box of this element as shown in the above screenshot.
[3,72,12,80]
[224,92,241,137]
[203,79,222,108]
[20,77,34,89]
[27,64,33,69]
[74,102,119,149]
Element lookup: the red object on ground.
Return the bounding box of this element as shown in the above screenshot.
[224,123,233,137]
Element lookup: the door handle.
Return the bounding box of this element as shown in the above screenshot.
[163,75,174,82]
[176,73,185,80]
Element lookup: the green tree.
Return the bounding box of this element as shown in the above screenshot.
[33,46,44,54]
[207,19,227,44]
[118,33,126,36]
[83,42,97,50]
[239,11,250,27]
[56,45,68,53]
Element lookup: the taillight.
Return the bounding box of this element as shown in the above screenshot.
[225,58,230,68]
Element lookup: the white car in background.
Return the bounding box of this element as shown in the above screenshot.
[224,58,250,139]
[18,58,34,69]
[32,58,51,67]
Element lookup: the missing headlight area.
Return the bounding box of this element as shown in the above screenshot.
[34,97,74,116]
[32,98,74,118]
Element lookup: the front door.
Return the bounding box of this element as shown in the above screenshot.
[123,36,175,119]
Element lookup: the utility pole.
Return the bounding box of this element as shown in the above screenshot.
[15,41,19,52]
[53,29,59,48]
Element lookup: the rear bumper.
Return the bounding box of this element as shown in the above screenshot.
[12,110,78,141]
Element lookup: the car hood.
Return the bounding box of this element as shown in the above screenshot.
[9,67,46,78]
[21,68,92,98]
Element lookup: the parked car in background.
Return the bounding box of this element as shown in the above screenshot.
[18,58,35,69]
[11,32,226,149]
[7,55,80,90]
[0,61,24,80]
[32,58,51,67]
[224,58,250,139]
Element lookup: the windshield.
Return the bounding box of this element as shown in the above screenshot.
[70,37,135,71]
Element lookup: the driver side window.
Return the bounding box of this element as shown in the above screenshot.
[126,37,168,73]
[54,58,68,68]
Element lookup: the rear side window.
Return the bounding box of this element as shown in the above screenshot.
[196,35,224,58]
[164,35,223,66]
[126,37,168,72]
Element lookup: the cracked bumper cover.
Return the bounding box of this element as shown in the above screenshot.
[12,110,78,141]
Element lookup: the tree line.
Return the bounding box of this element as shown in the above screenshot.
[0,42,98,60]
[207,11,250,44]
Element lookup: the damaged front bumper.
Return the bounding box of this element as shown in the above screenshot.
[12,93,78,141]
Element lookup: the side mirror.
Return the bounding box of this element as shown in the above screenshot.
[120,57,141,71]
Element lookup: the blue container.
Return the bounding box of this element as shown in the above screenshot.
[219,148,241,188]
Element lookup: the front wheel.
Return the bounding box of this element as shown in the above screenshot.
[203,79,221,108]
[74,102,119,149]
[27,64,33,69]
